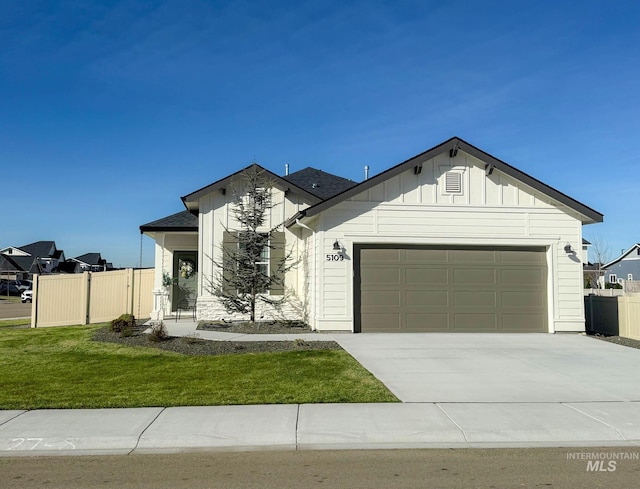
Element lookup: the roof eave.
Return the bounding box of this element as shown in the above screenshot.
[603,243,640,268]
[181,163,322,212]
[301,137,603,224]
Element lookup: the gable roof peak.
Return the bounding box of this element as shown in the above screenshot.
[181,163,322,212]
[286,136,603,226]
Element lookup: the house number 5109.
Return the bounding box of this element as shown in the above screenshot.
[325,254,344,261]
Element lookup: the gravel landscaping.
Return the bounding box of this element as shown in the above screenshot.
[589,333,640,350]
[92,323,342,356]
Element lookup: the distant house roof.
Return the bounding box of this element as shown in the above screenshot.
[73,253,103,266]
[0,255,21,273]
[18,241,57,258]
[283,167,357,199]
[582,238,591,245]
[604,243,640,269]
[140,210,199,233]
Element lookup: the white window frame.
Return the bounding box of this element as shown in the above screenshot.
[609,274,617,283]
[628,274,633,280]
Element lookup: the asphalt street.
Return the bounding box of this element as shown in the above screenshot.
[0,299,30,319]
[2,448,639,489]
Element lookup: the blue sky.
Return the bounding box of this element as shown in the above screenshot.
[2,0,638,267]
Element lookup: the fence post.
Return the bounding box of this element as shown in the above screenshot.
[127,268,135,315]
[618,295,627,338]
[31,274,39,328]
[585,294,593,333]
[82,272,91,325]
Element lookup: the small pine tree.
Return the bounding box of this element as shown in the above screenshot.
[207,165,297,323]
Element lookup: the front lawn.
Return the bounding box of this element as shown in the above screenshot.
[0,325,398,409]
[0,318,30,328]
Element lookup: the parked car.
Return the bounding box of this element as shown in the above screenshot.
[16,280,32,292]
[0,281,22,296]
[21,288,33,303]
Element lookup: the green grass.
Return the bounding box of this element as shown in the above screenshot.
[0,318,30,328]
[0,325,398,409]
[0,295,22,303]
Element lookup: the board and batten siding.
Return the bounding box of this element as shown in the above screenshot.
[195,184,312,321]
[312,152,586,332]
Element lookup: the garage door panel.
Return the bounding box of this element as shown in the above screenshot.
[453,313,497,330]
[361,267,401,284]
[454,290,496,307]
[406,268,448,285]
[405,290,448,306]
[358,246,547,333]
[361,290,400,306]
[501,269,545,286]
[501,291,545,308]
[453,268,496,285]
[362,313,402,331]
[405,249,448,263]
[406,313,449,330]
[453,249,497,263]
[361,249,401,263]
[500,250,546,264]
[501,313,546,332]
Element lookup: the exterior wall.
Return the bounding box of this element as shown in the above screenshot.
[311,151,587,332]
[151,232,198,318]
[605,249,640,283]
[194,184,313,322]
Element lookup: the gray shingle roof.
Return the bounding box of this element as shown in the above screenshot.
[18,241,57,258]
[74,253,102,266]
[0,255,21,272]
[283,167,356,199]
[140,211,199,232]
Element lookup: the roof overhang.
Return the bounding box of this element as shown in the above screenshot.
[287,137,603,226]
[181,163,322,212]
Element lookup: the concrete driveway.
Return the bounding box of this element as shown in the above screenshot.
[333,333,640,403]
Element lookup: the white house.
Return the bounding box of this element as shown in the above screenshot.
[140,137,603,333]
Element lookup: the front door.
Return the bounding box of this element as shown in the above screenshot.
[172,251,198,311]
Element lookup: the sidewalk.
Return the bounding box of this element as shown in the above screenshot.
[1,320,639,456]
[1,402,639,456]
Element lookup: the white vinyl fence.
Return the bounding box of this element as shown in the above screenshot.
[31,268,154,328]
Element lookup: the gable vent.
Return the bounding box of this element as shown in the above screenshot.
[445,171,462,194]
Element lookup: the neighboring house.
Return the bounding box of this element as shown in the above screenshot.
[140,136,603,333]
[0,254,22,280]
[57,261,83,274]
[66,253,112,272]
[582,238,590,265]
[603,244,640,285]
[0,241,65,278]
[581,238,605,288]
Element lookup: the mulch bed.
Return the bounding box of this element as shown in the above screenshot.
[92,324,341,356]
